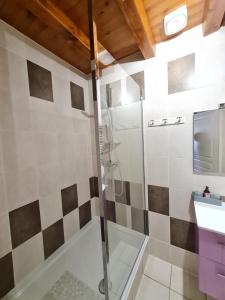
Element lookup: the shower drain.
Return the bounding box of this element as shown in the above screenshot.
[98,279,112,295]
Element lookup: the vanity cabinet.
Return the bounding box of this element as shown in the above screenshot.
[194,201,225,300]
[198,229,225,299]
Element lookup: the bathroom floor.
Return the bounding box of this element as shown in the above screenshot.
[135,255,214,300]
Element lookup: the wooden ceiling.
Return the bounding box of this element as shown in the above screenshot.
[0,0,224,75]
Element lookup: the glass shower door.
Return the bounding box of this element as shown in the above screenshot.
[88,1,147,298]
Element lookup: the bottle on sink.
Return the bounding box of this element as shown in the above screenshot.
[203,186,211,198]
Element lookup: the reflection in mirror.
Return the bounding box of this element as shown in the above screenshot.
[193,109,225,176]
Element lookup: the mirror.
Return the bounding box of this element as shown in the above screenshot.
[193,108,225,176]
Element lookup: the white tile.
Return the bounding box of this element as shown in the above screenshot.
[169,158,194,190]
[145,127,169,158]
[144,255,171,288]
[149,211,170,243]
[148,237,170,263]
[77,177,90,207]
[12,233,44,284]
[1,131,36,171]
[135,276,169,300]
[146,156,169,187]
[170,290,189,300]
[63,209,79,241]
[35,132,59,166]
[91,197,100,217]
[169,188,195,223]
[39,191,63,229]
[37,164,60,198]
[170,265,205,300]
[32,111,57,133]
[170,246,198,275]
[0,214,12,258]
[5,167,38,211]
[0,171,8,216]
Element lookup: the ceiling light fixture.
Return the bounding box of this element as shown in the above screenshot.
[164,5,188,36]
[98,50,115,65]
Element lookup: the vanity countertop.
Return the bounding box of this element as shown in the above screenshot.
[194,201,225,236]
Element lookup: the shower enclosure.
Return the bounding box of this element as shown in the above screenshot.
[89,1,147,298]
[0,1,147,300]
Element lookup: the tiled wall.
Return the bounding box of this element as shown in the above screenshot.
[0,20,97,298]
[144,25,225,273]
[100,25,225,274]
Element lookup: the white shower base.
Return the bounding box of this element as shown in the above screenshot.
[4,217,145,300]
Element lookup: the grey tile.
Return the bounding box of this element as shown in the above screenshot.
[105,200,116,223]
[27,60,53,101]
[148,185,169,216]
[9,200,41,249]
[0,252,14,298]
[131,207,145,234]
[130,182,144,209]
[61,184,78,217]
[170,217,197,253]
[79,201,91,229]
[115,180,130,205]
[70,82,85,111]
[168,53,195,94]
[42,219,64,259]
[89,177,99,198]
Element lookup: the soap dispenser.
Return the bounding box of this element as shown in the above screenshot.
[203,186,210,198]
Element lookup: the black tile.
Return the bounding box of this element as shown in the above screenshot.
[115,180,130,205]
[70,82,85,111]
[61,184,78,216]
[0,253,14,298]
[148,185,169,216]
[27,60,53,101]
[170,217,197,253]
[89,176,99,198]
[9,200,41,249]
[168,53,195,94]
[105,200,116,223]
[79,201,91,229]
[42,219,65,259]
[131,207,145,234]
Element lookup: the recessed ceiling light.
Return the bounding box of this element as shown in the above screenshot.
[164,5,187,36]
[98,50,115,65]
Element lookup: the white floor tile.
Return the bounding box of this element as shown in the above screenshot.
[135,276,169,300]
[170,290,189,300]
[171,265,206,300]
[144,255,172,287]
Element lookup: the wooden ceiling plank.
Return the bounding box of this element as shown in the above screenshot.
[116,0,155,59]
[22,0,90,50]
[203,0,225,36]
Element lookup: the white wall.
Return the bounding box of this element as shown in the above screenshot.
[144,25,225,272]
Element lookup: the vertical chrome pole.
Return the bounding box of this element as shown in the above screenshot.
[87,1,109,299]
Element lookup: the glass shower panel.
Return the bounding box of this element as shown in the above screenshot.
[100,70,147,299]
[89,3,147,298]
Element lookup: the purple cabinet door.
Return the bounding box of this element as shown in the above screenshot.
[199,256,225,300]
[199,229,225,265]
